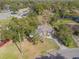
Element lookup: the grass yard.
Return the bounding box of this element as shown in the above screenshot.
[0,41,20,59]
[0,19,10,25]
[0,17,12,25]
[54,19,76,26]
[0,39,58,59]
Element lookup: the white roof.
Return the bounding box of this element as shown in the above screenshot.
[18,7,30,13]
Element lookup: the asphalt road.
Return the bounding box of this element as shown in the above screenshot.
[0,12,11,20]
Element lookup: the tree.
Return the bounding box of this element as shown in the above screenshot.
[0,0,5,11]
[24,13,39,43]
[32,3,45,15]
[0,14,40,55]
[32,1,52,15]
[0,18,27,59]
[55,24,76,47]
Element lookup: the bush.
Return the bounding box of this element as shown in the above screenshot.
[55,24,76,48]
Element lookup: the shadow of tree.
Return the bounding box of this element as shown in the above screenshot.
[35,53,65,59]
[55,54,65,59]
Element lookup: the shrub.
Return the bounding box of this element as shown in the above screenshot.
[55,24,76,47]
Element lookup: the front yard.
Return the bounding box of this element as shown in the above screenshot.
[0,39,58,59]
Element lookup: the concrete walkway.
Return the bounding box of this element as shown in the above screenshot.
[47,35,68,50]
[72,35,79,47]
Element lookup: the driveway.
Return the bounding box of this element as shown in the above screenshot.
[35,48,79,59]
[57,48,79,59]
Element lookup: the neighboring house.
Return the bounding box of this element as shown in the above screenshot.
[18,7,30,16]
[11,7,31,18]
[66,24,79,32]
[72,9,79,15]
[0,7,30,19]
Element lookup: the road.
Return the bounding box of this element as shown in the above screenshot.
[0,12,11,20]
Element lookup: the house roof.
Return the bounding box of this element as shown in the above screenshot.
[66,24,79,31]
[37,24,53,33]
[18,7,30,13]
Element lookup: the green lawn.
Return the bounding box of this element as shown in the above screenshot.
[54,19,76,26]
[0,39,58,59]
[0,19,10,25]
[0,42,20,59]
[0,17,13,25]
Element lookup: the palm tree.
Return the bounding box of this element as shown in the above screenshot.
[0,15,39,53]
[0,18,26,59]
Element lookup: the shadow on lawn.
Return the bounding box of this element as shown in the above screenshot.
[35,53,65,59]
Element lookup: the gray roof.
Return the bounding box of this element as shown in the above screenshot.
[37,24,53,34]
[66,24,79,31]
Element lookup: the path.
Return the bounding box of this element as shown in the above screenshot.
[72,35,79,47]
[47,35,68,50]
[0,12,11,20]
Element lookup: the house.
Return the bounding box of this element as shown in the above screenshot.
[66,24,79,32]
[37,24,54,39]
[72,9,79,15]
[18,7,30,16]
[11,7,31,18]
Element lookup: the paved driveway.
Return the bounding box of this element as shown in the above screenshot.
[58,48,79,59]
[36,48,79,59]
